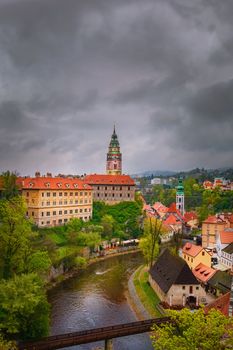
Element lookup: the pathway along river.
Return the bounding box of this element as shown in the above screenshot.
[48,251,154,350]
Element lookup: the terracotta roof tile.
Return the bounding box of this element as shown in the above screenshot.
[204,292,230,317]
[193,263,217,283]
[203,215,228,224]
[219,229,233,244]
[84,174,135,185]
[19,177,92,190]
[182,242,206,257]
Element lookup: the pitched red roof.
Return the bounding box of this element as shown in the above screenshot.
[153,202,168,213]
[19,177,92,190]
[219,229,233,244]
[203,215,228,224]
[182,242,204,257]
[193,263,217,283]
[163,213,182,225]
[184,211,198,222]
[204,292,230,317]
[84,174,135,185]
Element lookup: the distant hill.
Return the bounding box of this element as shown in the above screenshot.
[131,170,177,177]
[131,167,233,181]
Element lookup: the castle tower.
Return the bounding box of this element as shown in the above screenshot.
[176,178,185,216]
[106,126,122,175]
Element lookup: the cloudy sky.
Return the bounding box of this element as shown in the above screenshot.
[0,0,233,176]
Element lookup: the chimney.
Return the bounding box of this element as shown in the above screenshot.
[35,171,40,177]
[47,172,52,177]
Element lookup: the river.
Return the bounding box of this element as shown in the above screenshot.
[48,252,154,350]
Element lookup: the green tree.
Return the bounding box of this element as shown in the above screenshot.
[0,334,17,350]
[66,217,83,233]
[0,196,32,279]
[0,273,50,340]
[151,308,233,350]
[139,217,164,267]
[101,214,115,238]
[0,171,19,200]
[76,231,101,251]
[25,250,52,276]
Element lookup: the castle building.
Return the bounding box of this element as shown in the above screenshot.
[19,176,93,227]
[85,126,135,204]
[176,178,185,216]
[106,126,122,175]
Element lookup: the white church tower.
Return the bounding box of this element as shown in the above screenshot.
[176,178,185,216]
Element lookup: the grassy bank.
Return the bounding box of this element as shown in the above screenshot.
[133,266,165,317]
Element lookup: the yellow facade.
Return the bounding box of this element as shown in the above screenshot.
[22,188,92,227]
[182,249,212,269]
[202,221,229,248]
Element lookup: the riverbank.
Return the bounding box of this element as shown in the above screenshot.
[47,247,141,290]
[127,265,165,319]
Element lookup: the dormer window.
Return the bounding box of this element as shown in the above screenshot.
[74,184,78,188]
[45,182,50,188]
[29,182,34,188]
[57,183,62,188]
[65,183,70,188]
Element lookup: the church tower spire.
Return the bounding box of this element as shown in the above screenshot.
[106,126,122,175]
[176,178,185,216]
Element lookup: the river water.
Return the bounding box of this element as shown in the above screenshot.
[48,252,154,350]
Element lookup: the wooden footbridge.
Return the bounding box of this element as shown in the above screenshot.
[19,317,171,350]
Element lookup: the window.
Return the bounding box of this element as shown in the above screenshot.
[26,192,29,197]
[70,210,73,214]
[46,201,50,206]
[64,218,68,223]
[53,192,56,197]
[75,192,78,196]
[59,200,62,205]
[84,208,87,212]
[53,201,56,205]
[105,187,107,190]
[120,186,122,190]
[196,286,199,290]
[80,192,83,196]
[70,192,73,196]
[59,210,62,215]
[128,193,130,197]
[85,192,87,196]
[58,219,62,224]
[97,186,100,190]
[42,192,44,197]
[46,221,50,225]
[70,200,73,204]
[64,210,67,214]
[64,200,67,205]
[80,209,83,213]
[75,200,78,204]
[47,192,50,197]
[105,193,107,197]
[53,211,56,216]
[202,251,205,256]
[75,209,78,213]
[128,186,130,190]
[32,211,34,216]
[59,192,62,197]
[64,192,68,196]
[46,212,50,216]
[120,193,122,197]
[182,286,185,290]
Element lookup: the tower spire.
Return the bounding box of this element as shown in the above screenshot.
[106,127,122,175]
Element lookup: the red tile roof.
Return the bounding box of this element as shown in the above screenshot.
[163,213,182,225]
[203,215,228,224]
[84,174,135,185]
[204,292,230,317]
[219,229,233,244]
[152,202,168,213]
[184,211,198,222]
[182,242,204,257]
[19,177,92,190]
[193,263,217,283]
[167,203,183,218]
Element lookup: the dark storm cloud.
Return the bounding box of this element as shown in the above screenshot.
[0,0,233,174]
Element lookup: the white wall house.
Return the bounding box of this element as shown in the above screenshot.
[220,243,233,271]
